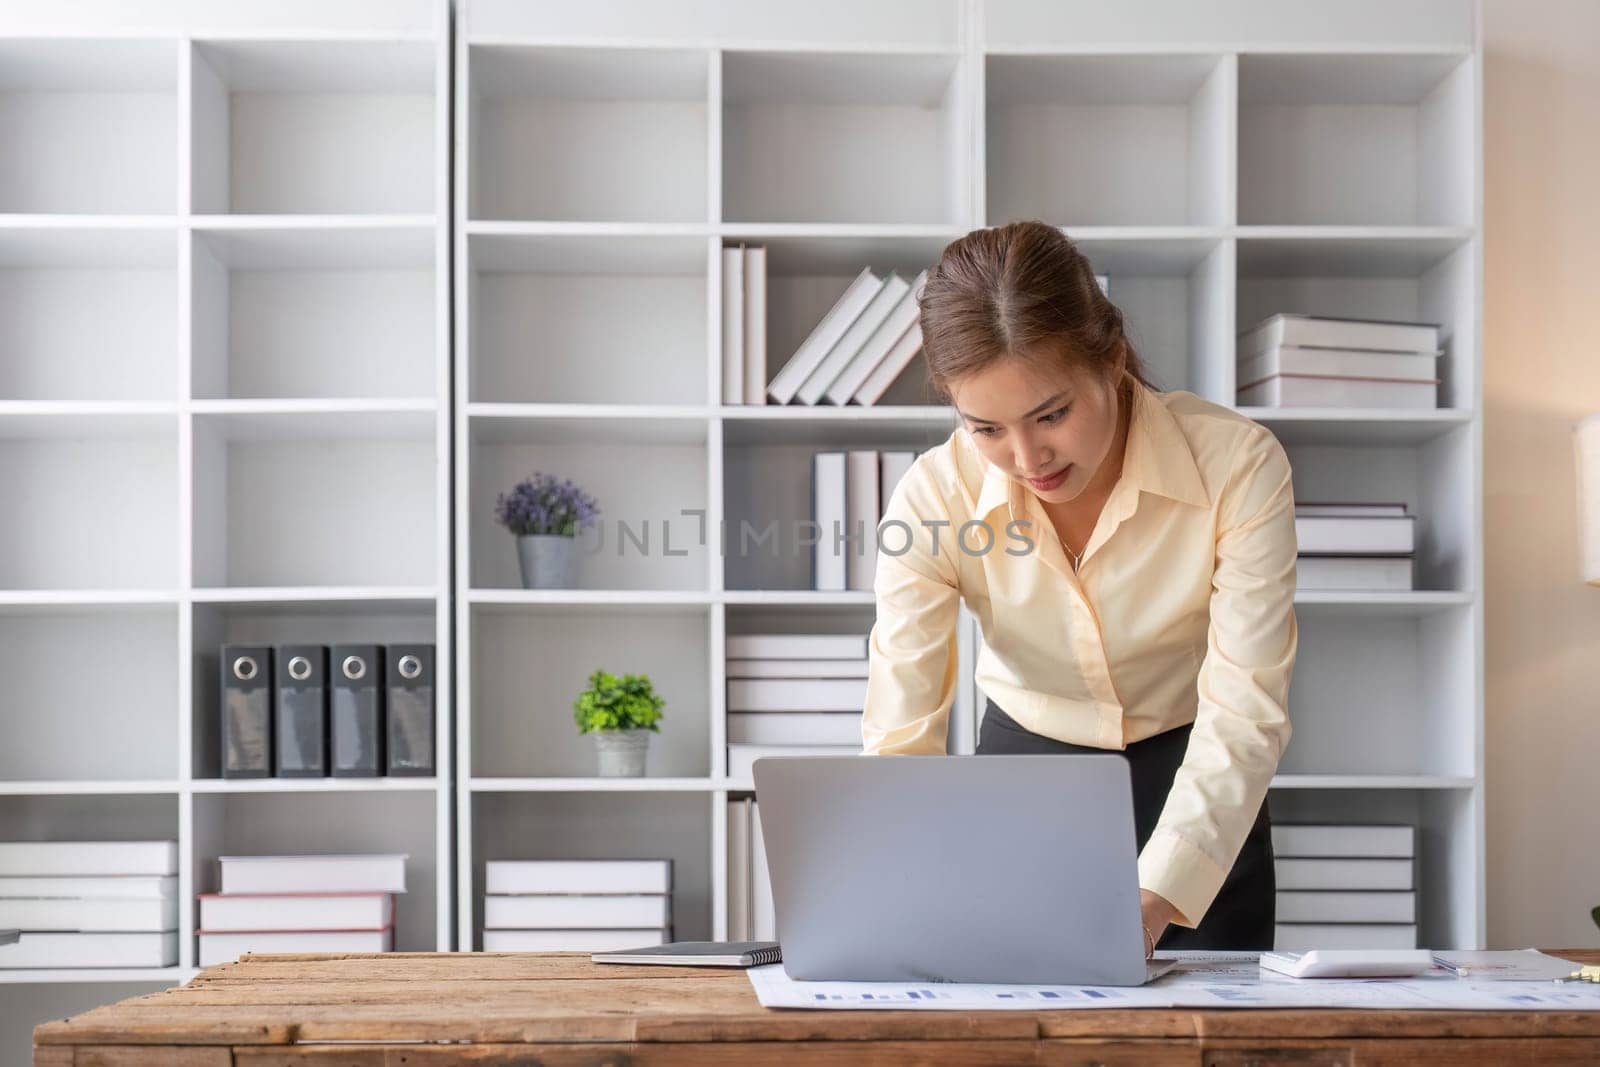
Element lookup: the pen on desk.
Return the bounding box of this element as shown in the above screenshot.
[1429,954,1469,977]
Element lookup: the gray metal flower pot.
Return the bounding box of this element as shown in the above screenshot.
[592,728,652,777]
[516,534,577,589]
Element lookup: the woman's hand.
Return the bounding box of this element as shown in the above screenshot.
[1139,889,1180,958]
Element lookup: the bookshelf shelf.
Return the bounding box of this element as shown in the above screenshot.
[0,967,193,986]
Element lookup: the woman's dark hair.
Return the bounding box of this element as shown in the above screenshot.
[916,220,1152,403]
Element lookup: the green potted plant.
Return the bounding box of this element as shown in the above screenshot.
[573,669,665,777]
[494,471,600,590]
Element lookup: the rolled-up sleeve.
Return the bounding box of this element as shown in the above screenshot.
[1136,427,1298,928]
[861,461,963,756]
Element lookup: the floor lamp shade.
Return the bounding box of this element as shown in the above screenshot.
[1577,414,1600,585]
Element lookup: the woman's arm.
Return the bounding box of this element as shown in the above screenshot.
[1137,424,1299,930]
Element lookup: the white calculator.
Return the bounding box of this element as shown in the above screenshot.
[1259,949,1436,979]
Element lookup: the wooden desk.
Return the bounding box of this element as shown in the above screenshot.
[34,949,1600,1065]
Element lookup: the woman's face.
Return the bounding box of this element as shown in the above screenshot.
[948,354,1124,505]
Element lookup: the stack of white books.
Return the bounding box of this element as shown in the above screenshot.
[726,633,869,778]
[482,860,672,952]
[1295,502,1417,591]
[811,449,919,591]
[1236,314,1442,409]
[725,797,775,942]
[197,853,406,967]
[0,841,178,968]
[1274,824,1417,951]
[764,267,929,407]
[721,244,767,404]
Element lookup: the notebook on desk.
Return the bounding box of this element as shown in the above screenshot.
[593,940,781,967]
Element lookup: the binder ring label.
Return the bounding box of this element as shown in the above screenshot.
[232,655,258,681]
[399,654,422,679]
[342,655,368,681]
[288,656,313,681]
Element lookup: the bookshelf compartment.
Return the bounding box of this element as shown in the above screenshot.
[467,234,707,405]
[0,419,177,591]
[470,790,712,948]
[190,227,437,401]
[190,412,437,590]
[1238,53,1474,226]
[1237,235,1477,409]
[189,598,438,782]
[0,605,177,783]
[0,792,177,844]
[722,51,963,225]
[0,227,177,402]
[468,416,709,592]
[985,54,1232,227]
[190,790,440,952]
[721,420,953,593]
[470,603,711,780]
[189,40,437,216]
[467,45,708,223]
[0,39,177,215]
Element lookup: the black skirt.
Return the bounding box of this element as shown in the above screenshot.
[976,697,1275,950]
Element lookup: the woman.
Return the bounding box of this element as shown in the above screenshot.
[861,221,1298,957]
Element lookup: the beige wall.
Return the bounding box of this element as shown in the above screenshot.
[1484,0,1600,948]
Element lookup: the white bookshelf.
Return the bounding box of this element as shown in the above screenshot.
[456,0,1484,956]
[0,3,454,1038]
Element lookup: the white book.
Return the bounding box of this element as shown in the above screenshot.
[852,321,923,407]
[751,802,774,942]
[1238,313,1440,356]
[726,799,751,943]
[727,712,864,746]
[1239,346,1440,385]
[483,894,670,930]
[198,928,392,968]
[767,268,881,405]
[1296,556,1415,591]
[1272,824,1415,858]
[0,841,177,877]
[484,860,672,896]
[726,677,868,712]
[1296,503,1409,518]
[1276,891,1416,924]
[796,273,910,406]
[721,245,744,404]
[483,928,670,952]
[0,875,176,899]
[1276,858,1414,891]
[726,658,869,679]
[198,893,393,932]
[1238,374,1438,409]
[1274,923,1418,952]
[0,931,176,968]
[824,270,927,406]
[728,744,861,780]
[743,246,767,405]
[811,451,848,591]
[726,634,867,660]
[879,451,917,512]
[1296,515,1416,556]
[845,449,880,591]
[0,897,177,932]
[218,854,408,895]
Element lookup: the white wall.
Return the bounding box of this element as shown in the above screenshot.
[1484,0,1600,949]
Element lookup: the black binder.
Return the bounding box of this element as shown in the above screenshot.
[221,645,273,778]
[331,644,384,777]
[385,643,435,777]
[275,645,328,778]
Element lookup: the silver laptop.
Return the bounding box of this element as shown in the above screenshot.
[750,753,1180,986]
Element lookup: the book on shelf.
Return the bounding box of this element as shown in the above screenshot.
[483,894,671,930]
[767,267,881,405]
[846,449,880,592]
[727,711,865,746]
[483,928,670,952]
[198,892,394,932]
[1238,313,1441,356]
[218,854,408,895]
[0,930,177,969]
[1295,512,1416,555]
[726,633,868,660]
[1095,273,1109,296]
[1276,891,1417,924]
[1296,556,1415,591]
[0,840,177,878]
[1273,823,1416,858]
[1275,858,1414,891]
[484,859,672,896]
[0,897,177,933]
[853,321,924,407]
[1274,923,1418,952]
[824,269,928,406]
[726,658,868,679]
[811,451,848,591]
[1238,373,1438,409]
[743,246,767,405]
[721,245,744,405]
[726,677,868,712]
[198,927,393,968]
[727,798,752,943]
[796,272,910,406]
[0,875,177,899]
[881,450,917,504]
[727,744,861,780]
[811,448,923,591]
[1239,345,1440,384]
